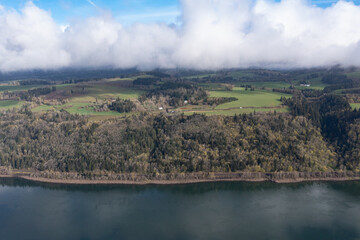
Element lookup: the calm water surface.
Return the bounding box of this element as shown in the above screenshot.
[0,178,360,240]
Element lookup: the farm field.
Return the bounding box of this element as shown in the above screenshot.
[0,77,144,116]
[0,84,42,92]
[183,107,289,116]
[180,87,290,116]
[53,97,122,116]
[88,85,142,100]
[183,73,216,79]
[211,87,290,109]
[46,84,291,116]
[31,105,55,113]
[293,77,328,90]
[33,80,144,115]
[2,68,358,118]
[228,71,256,79]
[103,74,154,82]
[0,75,294,117]
[236,81,290,89]
[0,100,25,110]
[346,71,360,79]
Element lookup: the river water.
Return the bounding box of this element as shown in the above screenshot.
[0,178,360,240]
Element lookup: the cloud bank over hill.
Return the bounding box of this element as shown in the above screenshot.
[1,0,360,72]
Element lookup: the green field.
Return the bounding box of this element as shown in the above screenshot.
[33,100,123,116]
[31,105,55,113]
[89,85,143,100]
[0,80,142,116]
[56,82,143,100]
[104,74,154,82]
[210,87,290,109]
[33,102,125,116]
[184,74,216,79]
[55,84,74,89]
[60,103,121,116]
[181,87,290,115]
[184,107,289,116]
[5,69,360,119]
[236,81,290,89]
[31,80,144,115]
[293,77,328,90]
[228,71,256,79]
[199,83,233,91]
[63,85,142,115]
[351,103,360,110]
[3,70,341,117]
[0,85,42,92]
[0,83,72,94]
[0,100,25,110]
[346,71,360,79]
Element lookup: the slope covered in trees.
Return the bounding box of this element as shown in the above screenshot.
[0,110,336,174]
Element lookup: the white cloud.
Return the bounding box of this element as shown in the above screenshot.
[1,0,360,72]
[59,24,70,33]
[0,2,70,71]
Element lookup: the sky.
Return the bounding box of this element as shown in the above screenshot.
[1,0,360,71]
[0,0,356,25]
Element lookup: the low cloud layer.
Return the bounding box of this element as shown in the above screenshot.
[1,0,360,72]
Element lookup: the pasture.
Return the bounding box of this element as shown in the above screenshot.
[346,71,360,79]
[0,84,42,92]
[293,77,328,90]
[5,69,352,117]
[0,100,24,110]
[228,71,256,80]
[183,73,216,79]
[236,81,290,89]
[180,87,290,115]
[183,107,289,116]
[210,87,290,109]
[33,80,143,115]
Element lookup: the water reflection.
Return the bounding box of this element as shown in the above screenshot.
[0,178,359,240]
[0,177,325,194]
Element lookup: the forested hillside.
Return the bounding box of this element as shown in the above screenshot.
[0,110,338,174]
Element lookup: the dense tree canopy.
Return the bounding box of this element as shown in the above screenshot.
[0,111,338,174]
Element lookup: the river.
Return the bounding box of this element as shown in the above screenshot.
[0,178,360,240]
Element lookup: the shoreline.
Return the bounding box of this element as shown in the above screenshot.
[1,173,360,185]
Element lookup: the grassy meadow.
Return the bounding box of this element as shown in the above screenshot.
[2,69,359,118]
[31,79,143,115]
[346,71,360,79]
[0,100,25,111]
[293,77,328,90]
[0,84,42,92]
[179,87,290,115]
[211,87,290,109]
[236,81,291,89]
